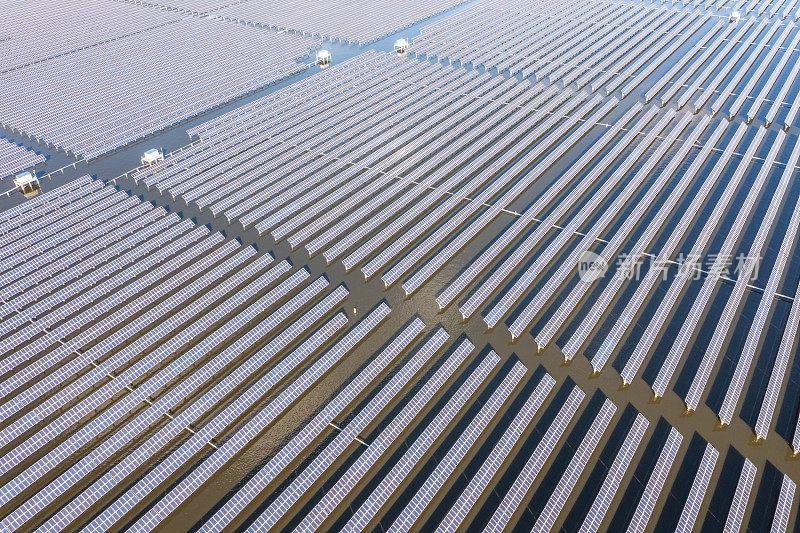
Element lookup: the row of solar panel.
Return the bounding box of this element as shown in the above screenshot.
[713,0,800,17]
[0,0,180,73]
[207,0,468,46]
[0,176,386,532]
[643,16,800,126]
[117,0,235,15]
[0,177,796,530]
[0,138,44,181]
[0,14,319,159]
[133,51,800,450]
[414,0,800,126]
[135,54,616,305]
[418,102,800,445]
[414,0,710,96]
[190,333,795,533]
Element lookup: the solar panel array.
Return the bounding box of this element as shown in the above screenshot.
[0,138,44,181]
[709,0,800,17]
[135,51,620,297]
[414,0,800,126]
[415,0,712,95]
[0,176,392,531]
[0,13,319,159]
[4,174,791,530]
[191,344,714,533]
[198,365,791,533]
[0,0,181,73]
[211,0,468,45]
[118,0,242,14]
[140,47,800,443]
[1,0,799,529]
[0,181,704,530]
[123,34,800,524]
[639,16,800,126]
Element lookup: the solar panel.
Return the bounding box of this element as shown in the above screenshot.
[0,0,181,72]
[437,99,635,314]
[360,87,580,281]
[0,180,107,257]
[675,443,718,533]
[0,273,334,526]
[324,80,549,268]
[0,16,318,159]
[0,175,91,229]
[683,21,756,110]
[11,231,223,367]
[96,294,373,532]
[0,243,255,431]
[707,21,781,116]
[388,359,526,532]
[400,96,616,297]
[480,107,673,331]
[722,137,800,430]
[214,0,466,45]
[562,119,727,362]
[747,28,800,122]
[0,194,139,280]
[771,475,796,532]
[618,14,710,98]
[1,8,798,531]
[505,112,692,340]
[413,0,699,97]
[246,328,460,532]
[0,211,181,325]
[537,115,715,352]
[2,224,209,360]
[683,130,786,413]
[723,459,756,532]
[627,427,683,533]
[690,19,768,113]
